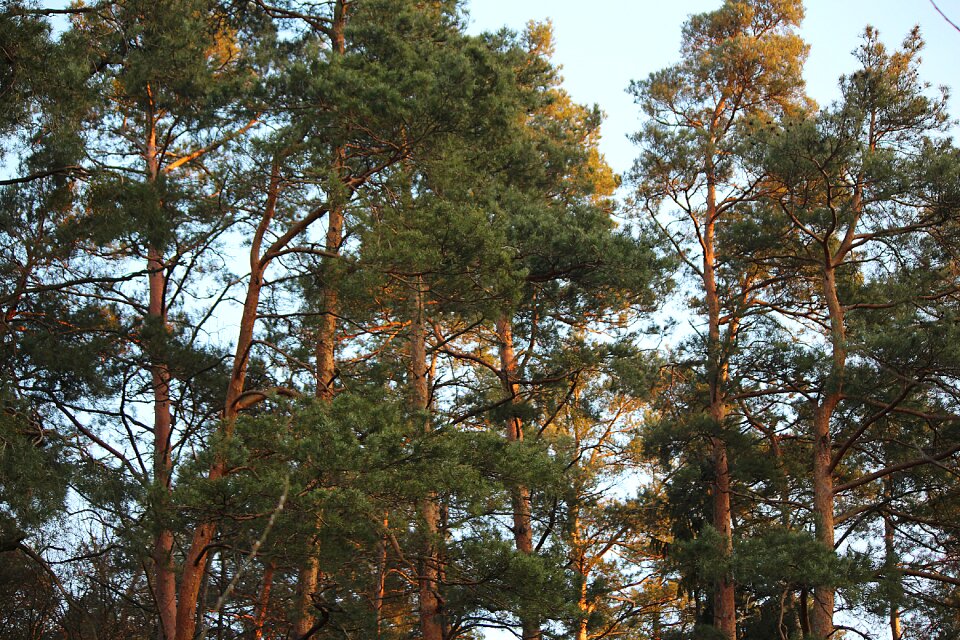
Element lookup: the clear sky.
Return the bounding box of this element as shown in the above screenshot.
[465,0,960,178]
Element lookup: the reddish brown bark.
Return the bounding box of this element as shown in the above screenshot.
[149,245,177,640]
[810,407,836,639]
[253,561,276,640]
[174,163,283,640]
[569,504,591,640]
[295,4,348,631]
[884,482,902,640]
[703,175,736,640]
[143,101,178,640]
[294,169,345,638]
[375,515,389,638]
[809,265,847,640]
[803,264,845,638]
[710,435,736,638]
[575,573,590,640]
[495,316,540,640]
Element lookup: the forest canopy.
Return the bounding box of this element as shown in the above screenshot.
[1,1,959,639]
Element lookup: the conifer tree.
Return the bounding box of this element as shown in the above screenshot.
[630,1,808,635]
[748,26,960,637]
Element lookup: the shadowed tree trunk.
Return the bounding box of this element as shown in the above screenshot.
[411,277,443,640]
[295,4,348,631]
[495,316,540,640]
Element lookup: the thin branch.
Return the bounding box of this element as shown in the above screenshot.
[0,165,89,186]
[196,478,289,640]
[930,0,960,33]
[834,443,960,494]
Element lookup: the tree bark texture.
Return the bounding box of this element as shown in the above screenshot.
[144,104,178,640]
[810,265,846,639]
[704,176,736,640]
[496,316,540,640]
[411,279,443,640]
[295,3,348,630]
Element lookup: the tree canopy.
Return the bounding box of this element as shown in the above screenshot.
[0,2,958,640]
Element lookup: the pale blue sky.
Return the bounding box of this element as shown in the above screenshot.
[466,0,960,177]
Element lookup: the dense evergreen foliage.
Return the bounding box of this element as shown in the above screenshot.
[0,1,957,639]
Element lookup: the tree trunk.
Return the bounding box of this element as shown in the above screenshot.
[703,177,736,640]
[174,163,282,640]
[710,434,736,639]
[495,316,540,640]
[410,278,443,640]
[295,173,345,636]
[253,562,275,640]
[810,265,846,640]
[884,480,902,640]
[375,514,389,638]
[143,104,178,640]
[810,407,835,639]
[798,587,810,637]
[295,4,348,631]
[575,575,589,640]
[569,506,592,640]
[149,244,177,640]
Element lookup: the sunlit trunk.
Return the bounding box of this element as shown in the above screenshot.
[253,561,275,640]
[142,102,178,640]
[375,514,389,637]
[148,241,176,639]
[884,480,902,640]
[810,265,846,640]
[569,506,590,640]
[175,162,282,640]
[704,175,736,640]
[295,4,348,631]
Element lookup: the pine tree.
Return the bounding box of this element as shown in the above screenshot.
[630,1,808,636]
[748,25,960,638]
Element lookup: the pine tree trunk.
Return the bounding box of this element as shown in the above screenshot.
[811,265,845,640]
[294,168,345,640]
[575,577,590,640]
[148,245,176,640]
[810,407,835,639]
[175,163,282,640]
[569,505,590,640]
[177,521,217,640]
[798,587,810,637]
[295,4,348,630]
[710,434,736,639]
[411,279,443,640]
[149,244,177,640]
[375,514,389,638]
[884,480,902,640]
[495,316,541,640]
[253,561,275,640]
[703,178,736,640]
[294,559,319,638]
[143,105,178,640]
